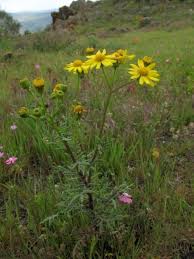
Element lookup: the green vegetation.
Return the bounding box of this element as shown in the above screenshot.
[75,0,194,34]
[0,1,194,258]
[0,10,20,36]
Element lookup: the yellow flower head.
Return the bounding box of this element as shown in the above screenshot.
[152,148,160,159]
[129,59,160,87]
[18,107,29,118]
[85,47,95,54]
[53,83,67,93]
[65,59,89,74]
[33,78,45,90]
[72,104,87,115]
[143,56,153,65]
[111,49,135,63]
[86,49,116,70]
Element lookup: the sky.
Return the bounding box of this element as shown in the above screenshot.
[0,0,89,12]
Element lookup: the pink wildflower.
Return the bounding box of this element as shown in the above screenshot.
[10,124,17,131]
[0,152,4,158]
[5,157,17,165]
[118,193,133,205]
[35,64,40,70]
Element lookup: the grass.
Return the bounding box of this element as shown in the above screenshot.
[0,25,194,258]
[74,0,194,34]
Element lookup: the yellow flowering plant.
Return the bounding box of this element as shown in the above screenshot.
[18,48,160,212]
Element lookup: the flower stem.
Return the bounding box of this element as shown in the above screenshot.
[90,67,116,164]
[99,89,112,136]
[48,115,94,211]
[102,67,111,89]
[76,75,81,98]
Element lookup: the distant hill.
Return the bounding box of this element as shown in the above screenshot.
[10,11,53,33]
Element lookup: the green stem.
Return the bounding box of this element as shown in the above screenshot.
[102,67,111,89]
[99,89,112,136]
[90,89,112,165]
[48,116,77,164]
[88,68,120,176]
[76,75,81,98]
[29,88,39,103]
[90,67,116,164]
[48,115,94,210]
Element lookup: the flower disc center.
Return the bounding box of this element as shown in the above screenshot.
[139,67,148,76]
[73,60,83,67]
[95,53,105,62]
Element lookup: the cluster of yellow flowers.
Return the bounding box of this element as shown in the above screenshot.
[20,77,68,99]
[18,48,160,120]
[18,79,69,118]
[65,49,135,73]
[65,49,160,87]
[20,77,45,92]
[18,77,87,117]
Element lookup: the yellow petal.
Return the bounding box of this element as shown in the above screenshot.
[139,76,144,85]
[143,76,151,85]
[131,75,139,79]
[128,54,136,60]
[96,63,101,69]
[138,59,144,69]
[78,67,82,73]
[130,64,139,69]
[147,63,156,69]
[102,60,113,67]
[149,76,159,82]
[86,54,95,59]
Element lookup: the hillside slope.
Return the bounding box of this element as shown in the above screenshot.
[51,0,194,34]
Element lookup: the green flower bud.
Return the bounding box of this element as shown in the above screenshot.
[20,78,31,90]
[18,107,29,118]
[53,83,67,93]
[51,89,64,99]
[33,107,42,117]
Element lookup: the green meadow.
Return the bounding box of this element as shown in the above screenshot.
[0,13,194,259]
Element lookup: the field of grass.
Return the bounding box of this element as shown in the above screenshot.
[0,24,194,258]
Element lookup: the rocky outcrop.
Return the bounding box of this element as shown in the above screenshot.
[51,6,75,27]
[51,0,95,31]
